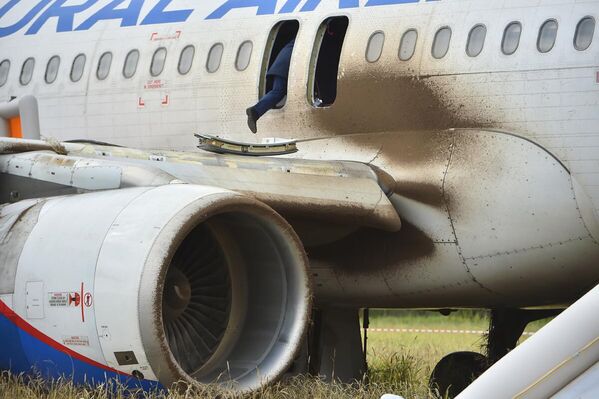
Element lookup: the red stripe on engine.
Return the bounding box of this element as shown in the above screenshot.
[0,299,129,376]
[80,282,85,323]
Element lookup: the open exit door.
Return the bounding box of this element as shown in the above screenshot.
[259,20,299,109]
[308,16,349,107]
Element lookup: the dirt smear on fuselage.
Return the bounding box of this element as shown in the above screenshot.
[308,221,436,274]
[309,72,496,136]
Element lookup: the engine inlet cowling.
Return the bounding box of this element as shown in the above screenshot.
[0,184,310,394]
[138,186,311,392]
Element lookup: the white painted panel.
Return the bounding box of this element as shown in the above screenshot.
[553,362,599,399]
[26,281,44,319]
[14,189,153,367]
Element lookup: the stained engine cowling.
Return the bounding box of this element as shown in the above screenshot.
[0,184,311,393]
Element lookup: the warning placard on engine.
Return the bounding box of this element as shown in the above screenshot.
[62,336,90,347]
[48,292,69,307]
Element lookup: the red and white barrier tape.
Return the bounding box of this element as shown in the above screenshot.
[367,328,534,336]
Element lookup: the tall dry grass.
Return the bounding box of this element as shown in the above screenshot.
[0,370,438,399]
[1,310,548,399]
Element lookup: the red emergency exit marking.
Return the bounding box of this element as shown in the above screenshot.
[150,31,181,41]
[68,292,80,307]
[80,282,85,322]
[161,94,169,106]
[138,97,145,108]
[78,282,93,322]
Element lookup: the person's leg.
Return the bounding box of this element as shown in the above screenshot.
[253,76,287,118]
[247,76,287,133]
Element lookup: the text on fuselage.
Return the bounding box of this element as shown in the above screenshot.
[0,0,438,37]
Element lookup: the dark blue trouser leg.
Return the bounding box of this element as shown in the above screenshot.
[252,76,287,119]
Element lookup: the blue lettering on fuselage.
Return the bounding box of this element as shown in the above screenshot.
[26,0,97,34]
[140,0,193,25]
[299,0,358,12]
[0,0,52,37]
[206,0,277,20]
[274,0,360,14]
[0,0,192,37]
[207,0,435,19]
[75,0,143,30]
[0,0,438,37]
[365,0,420,6]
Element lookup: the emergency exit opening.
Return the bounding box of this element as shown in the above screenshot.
[309,16,349,107]
[259,20,299,108]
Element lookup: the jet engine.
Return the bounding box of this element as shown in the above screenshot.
[0,184,311,393]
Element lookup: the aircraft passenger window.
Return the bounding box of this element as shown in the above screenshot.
[70,54,86,82]
[259,20,299,108]
[309,16,349,107]
[502,22,522,55]
[0,60,9,87]
[96,52,112,80]
[178,45,195,75]
[538,19,558,53]
[432,27,452,59]
[44,56,60,84]
[123,50,139,79]
[206,43,224,73]
[466,24,487,57]
[150,47,167,77]
[235,41,253,71]
[20,58,35,85]
[574,17,595,51]
[366,31,385,63]
[399,29,418,61]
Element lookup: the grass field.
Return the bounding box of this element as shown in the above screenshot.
[0,310,551,399]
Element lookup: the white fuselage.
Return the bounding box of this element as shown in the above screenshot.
[1,0,599,208]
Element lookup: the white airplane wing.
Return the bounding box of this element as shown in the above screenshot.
[0,137,401,233]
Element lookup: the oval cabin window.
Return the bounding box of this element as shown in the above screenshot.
[538,19,558,53]
[70,54,86,82]
[366,31,385,63]
[466,24,486,57]
[235,41,253,71]
[502,22,522,55]
[178,45,195,75]
[20,58,35,85]
[151,47,167,77]
[45,56,60,84]
[207,43,224,73]
[432,27,451,59]
[96,52,112,80]
[123,50,139,78]
[0,59,10,87]
[399,29,418,61]
[574,17,595,51]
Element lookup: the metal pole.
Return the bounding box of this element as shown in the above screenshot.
[363,308,370,374]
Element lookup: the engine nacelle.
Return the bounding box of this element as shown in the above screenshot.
[0,184,311,393]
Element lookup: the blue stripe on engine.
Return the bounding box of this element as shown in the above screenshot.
[0,310,163,392]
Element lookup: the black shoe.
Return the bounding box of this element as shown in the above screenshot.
[246,107,258,134]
